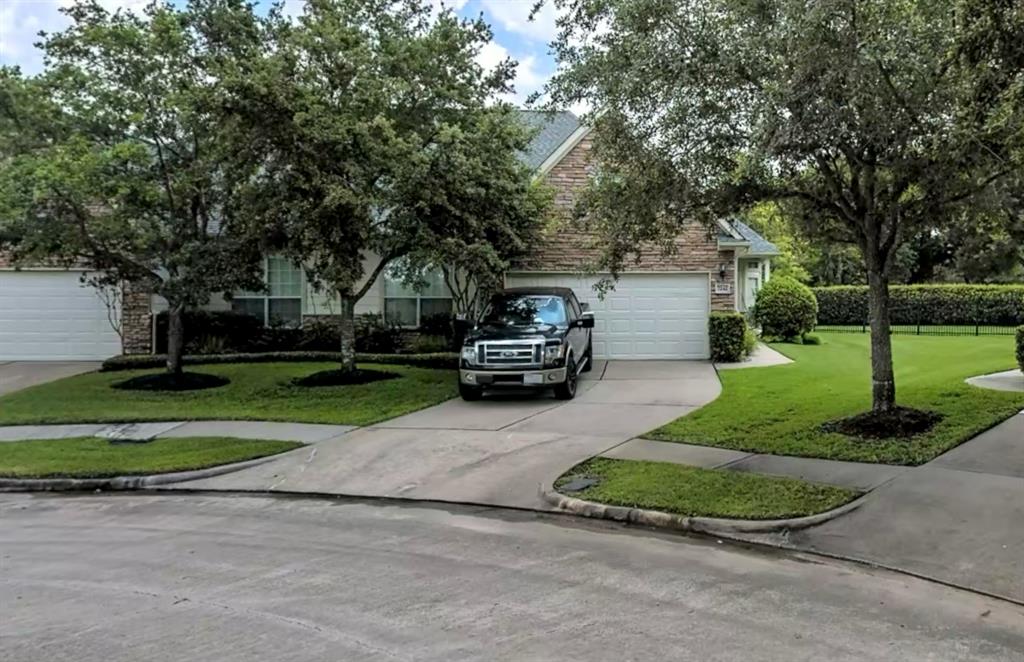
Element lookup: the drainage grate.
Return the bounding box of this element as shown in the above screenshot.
[559,476,600,493]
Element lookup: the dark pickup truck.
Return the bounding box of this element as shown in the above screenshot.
[458,287,595,401]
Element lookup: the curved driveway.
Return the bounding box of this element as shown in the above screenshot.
[170,360,721,508]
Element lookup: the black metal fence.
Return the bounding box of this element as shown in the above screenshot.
[816,324,1018,337]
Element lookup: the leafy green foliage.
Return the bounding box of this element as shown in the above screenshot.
[815,285,1024,326]
[354,314,405,354]
[0,1,268,371]
[0,437,301,479]
[648,334,1024,465]
[545,0,1024,411]
[226,0,548,368]
[0,362,458,426]
[708,312,748,363]
[558,458,858,520]
[753,277,818,340]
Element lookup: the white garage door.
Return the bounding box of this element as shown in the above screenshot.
[0,271,122,360]
[505,272,711,359]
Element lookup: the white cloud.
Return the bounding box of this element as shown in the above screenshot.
[0,0,148,74]
[475,38,548,106]
[480,0,557,44]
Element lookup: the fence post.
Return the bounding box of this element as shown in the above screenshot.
[917,322,921,336]
[976,323,979,337]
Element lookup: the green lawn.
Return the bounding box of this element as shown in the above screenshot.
[0,436,302,478]
[649,334,1024,464]
[558,458,859,520]
[0,362,458,426]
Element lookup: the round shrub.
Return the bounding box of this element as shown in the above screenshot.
[708,312,748,362]
[753,277,818,340]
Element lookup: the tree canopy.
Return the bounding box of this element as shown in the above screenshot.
[0,0,267,373]
[228,0,548,369]
[545,0,1024,414]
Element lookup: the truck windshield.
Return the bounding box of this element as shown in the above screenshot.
[481,294,567,327]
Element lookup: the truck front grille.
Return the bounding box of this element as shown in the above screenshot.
[478,341,543,368]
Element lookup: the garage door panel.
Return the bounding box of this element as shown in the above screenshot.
[505,272,710,360]
[0,271,122,360]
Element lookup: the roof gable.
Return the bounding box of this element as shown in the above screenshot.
[517,110,581,171]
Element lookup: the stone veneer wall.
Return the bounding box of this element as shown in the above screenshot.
[121,283,152,355]
[515,133,738,312]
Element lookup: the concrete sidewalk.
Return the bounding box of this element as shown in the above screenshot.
[785,413,1024,603]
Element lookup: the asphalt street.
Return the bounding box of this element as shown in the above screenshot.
[2,493,1022,661]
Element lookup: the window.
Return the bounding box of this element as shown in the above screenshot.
[384,268,452,327]
[231,256,303,327]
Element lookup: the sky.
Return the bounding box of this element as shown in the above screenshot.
[0,0,562,107]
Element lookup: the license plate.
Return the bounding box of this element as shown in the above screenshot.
[523,373,544,385]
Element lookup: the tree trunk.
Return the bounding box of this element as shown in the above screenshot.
[338,294,357,373]
[866,269,896,412]
[166,304,186,375]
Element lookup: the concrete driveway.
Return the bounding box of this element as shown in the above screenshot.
[0,361,100,396]
[173,360,721,508]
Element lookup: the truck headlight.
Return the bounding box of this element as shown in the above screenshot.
[461,346,478,364]
[543,343,565,365]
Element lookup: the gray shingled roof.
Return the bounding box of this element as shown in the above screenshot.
[730,219,780,256]
[517,110,582,170]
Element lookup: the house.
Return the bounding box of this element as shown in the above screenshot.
[0,111,777,361]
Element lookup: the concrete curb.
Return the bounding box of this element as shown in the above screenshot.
[538,483,866,534]
[0,455,276,493]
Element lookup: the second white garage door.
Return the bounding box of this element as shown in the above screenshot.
[0,270,123,360]
[504,272,711,360]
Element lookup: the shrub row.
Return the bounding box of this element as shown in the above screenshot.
[709,312,750,363]
[815,285,1024,326]
[154,310,454,355]
[101,351,459,372]
[1017,327,1024,373]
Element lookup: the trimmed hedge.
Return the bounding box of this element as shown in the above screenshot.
[1017,327,1024,373]
[815,285,1024,326]
[101,351,458,372]
[709,312,748,363]
[753,276,818,340]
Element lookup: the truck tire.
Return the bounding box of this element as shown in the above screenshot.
[553,356,578,400]
[581,337,593,373]
[459,383,483,401]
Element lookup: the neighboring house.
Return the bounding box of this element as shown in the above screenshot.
[0,110,777,361]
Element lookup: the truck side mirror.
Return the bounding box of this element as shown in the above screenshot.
[578,311,595,329]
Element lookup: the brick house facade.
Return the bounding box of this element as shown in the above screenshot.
[515,132,739,312]
[0,111,775,360]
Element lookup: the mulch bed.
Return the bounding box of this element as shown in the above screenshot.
[822,406,943,440]
[111,372,230,392]
[292,368,399,388]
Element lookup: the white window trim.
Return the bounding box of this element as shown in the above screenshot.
[384,293,453,328]
[233,257,303,327]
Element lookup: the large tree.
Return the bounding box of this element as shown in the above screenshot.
[545,0,1024,414]
[0,0,266,375]
[228,0,547,371]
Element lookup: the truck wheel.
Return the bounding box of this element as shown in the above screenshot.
[459,383,483,401]
[581,338,593,373]
[553,356,578,400]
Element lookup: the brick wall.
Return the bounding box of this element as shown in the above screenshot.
[517,132,738,312]
[121,283,152,355]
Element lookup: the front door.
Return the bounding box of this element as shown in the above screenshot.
[745,273,760,311]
